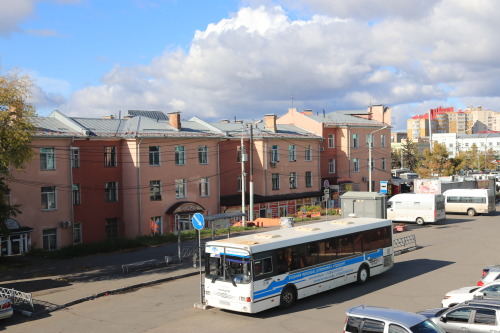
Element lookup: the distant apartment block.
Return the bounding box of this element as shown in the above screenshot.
[407,106,500,141]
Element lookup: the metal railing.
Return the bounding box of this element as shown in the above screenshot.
[0,287,34,310]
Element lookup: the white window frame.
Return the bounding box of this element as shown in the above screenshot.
[149,146,160,166]
[175,179,187,198]
[328,134,335,148]
[353,134,359,148]
[328,159,336,173]
[70,147,80,168]
[41,186,57,210]
[272,173,280,190]
[198,146,209,164]
[289,172,297,189]
[105,182,118,202]
[271,145,279,162]
[40,147,56,170]
[199,177,209,197]
[175,146,186,165]
[150,180,162,201]
[288,145,296,161]
[381,134,386,148]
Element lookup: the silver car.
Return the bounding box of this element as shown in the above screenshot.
[419,299,500,333]
[344,305,445,333]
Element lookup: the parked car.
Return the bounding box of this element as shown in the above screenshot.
[478,266,500,286]
[343,305,445,332]
[0,297,13,320]
[442,281,500,307]
[419,299,500,333]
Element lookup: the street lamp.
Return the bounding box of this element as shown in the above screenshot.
[369,125,389,192]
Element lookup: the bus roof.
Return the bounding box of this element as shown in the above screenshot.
[443,188,492,195]
[206,218,391,254]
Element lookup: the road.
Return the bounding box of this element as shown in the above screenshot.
[3,212,498,333]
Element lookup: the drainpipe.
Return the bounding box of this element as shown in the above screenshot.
[69,137,75,243]
[137,137,142,235]
[347,126,352,177]
[217,139,221,213]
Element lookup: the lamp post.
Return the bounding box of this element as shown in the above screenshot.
[369,125,389,192]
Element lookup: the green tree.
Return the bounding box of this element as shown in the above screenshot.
[0,67,37,230]
[400,139,421,171]
[416,142,453,177]
[391,148,402,169]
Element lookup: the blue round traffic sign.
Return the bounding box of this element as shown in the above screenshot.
[192,213,205,230]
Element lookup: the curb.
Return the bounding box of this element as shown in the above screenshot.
[17,270,199,318]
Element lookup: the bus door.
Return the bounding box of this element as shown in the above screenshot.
[252,252,278,302]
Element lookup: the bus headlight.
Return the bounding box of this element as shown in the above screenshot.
[240,297,251,302]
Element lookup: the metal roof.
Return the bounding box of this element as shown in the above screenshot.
[306,110,386,127]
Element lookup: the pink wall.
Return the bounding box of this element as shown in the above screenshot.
[9,138,73,249]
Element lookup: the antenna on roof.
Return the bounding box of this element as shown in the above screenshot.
[291,94,295,107]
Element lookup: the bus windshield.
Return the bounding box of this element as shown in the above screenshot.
[207,253,252,285]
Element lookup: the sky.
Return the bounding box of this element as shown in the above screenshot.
[2,0,500,131]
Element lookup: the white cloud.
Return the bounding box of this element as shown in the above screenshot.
[0,0,36,37]
[30,0,500,132]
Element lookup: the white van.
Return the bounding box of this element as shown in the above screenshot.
[387,193,446,225]
[443,188,496,216]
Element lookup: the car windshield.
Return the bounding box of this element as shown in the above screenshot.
[206,253,252,285]
[410,320,445,333]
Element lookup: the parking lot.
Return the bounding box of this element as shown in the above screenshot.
[2,211,499,333]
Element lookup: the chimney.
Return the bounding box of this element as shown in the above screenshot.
[168,112,181,130]
[301,109,313,115]
[264,114,277,132]
[220,119,230,123]
[102,114,115,119]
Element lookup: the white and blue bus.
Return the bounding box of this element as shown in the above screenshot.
[203,218,394,313]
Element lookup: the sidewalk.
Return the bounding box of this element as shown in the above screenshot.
[1,239,204,317]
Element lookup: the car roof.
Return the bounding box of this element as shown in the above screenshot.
[346,305,427,327]
[464,299,500,308]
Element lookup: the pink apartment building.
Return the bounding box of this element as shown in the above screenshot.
[278,106,392,197]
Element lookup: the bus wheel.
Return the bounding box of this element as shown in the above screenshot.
[279,286,297,308]
[357,265,370,284]
[416,217,425,225]
[467,208,476,216]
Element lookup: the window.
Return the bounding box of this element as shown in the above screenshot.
[271,145,279,162]
[381,134,386,148]
[199,177,209,197]
[289,172,297,189]
[175,179,186,198]
[72,184,81,205]
[328,159,336,173]
[105,182,118,202]
[104,146,117,167]
[150,216,161,235]
[381,158,386,171]
[42,228,57,250]
[305,171,313,187]
[328,134,335,148]
[446,308,472,323]
[272,173,280,190]
[150,180,162,201]
[473,308,496,325]
[353,158,360,172]
[198,146,208,164]
[149,146,160,166]
[41,186,57,210]
[353,134,359,148]
[175,146,186,165]
[71,147,80,168]
[73,223,82,244]
[361,319,385,333]
[105,218,119,239]
[288,145,296,161]
[366,134,374,148]
[388,324,408,333]
[40,147,56,170]
[253,257,273,279]
[305,145,312,161]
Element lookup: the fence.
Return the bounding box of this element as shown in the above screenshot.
[393,234,420,255]
[0,287,34,311]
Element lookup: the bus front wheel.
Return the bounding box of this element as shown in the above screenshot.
[279,286,297,308]
[467,208,476,217]
[357,265,370,284]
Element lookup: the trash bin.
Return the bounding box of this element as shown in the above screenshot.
[280,217,294,229]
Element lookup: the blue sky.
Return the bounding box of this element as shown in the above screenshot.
[2,0,500,131]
